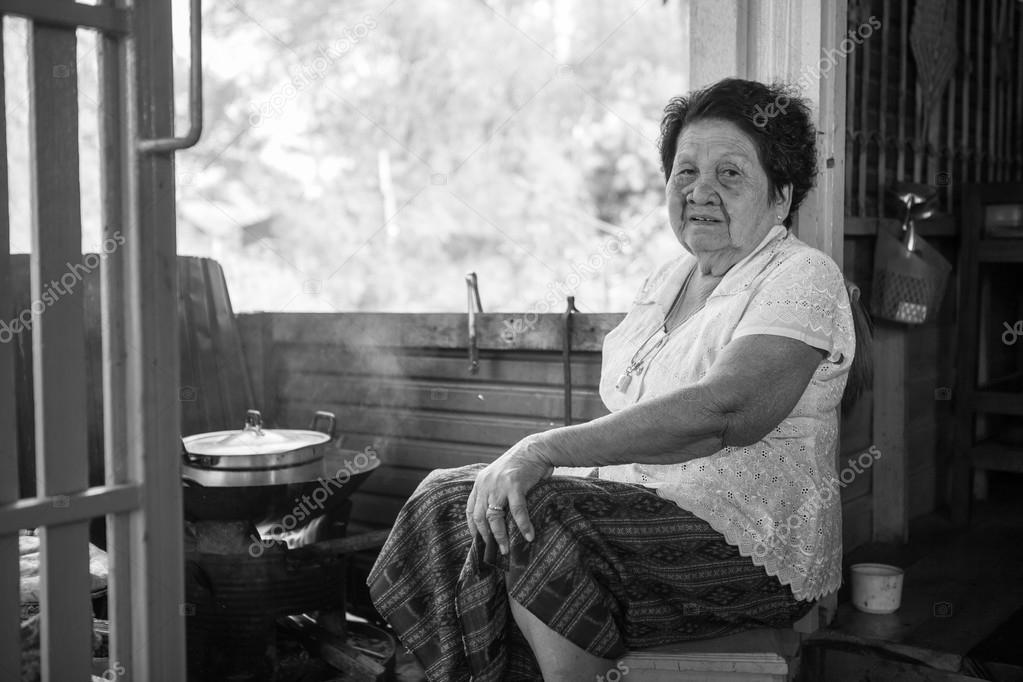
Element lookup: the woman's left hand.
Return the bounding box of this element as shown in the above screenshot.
[466,434,556,555]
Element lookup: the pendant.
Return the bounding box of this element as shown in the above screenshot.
[615,371,632,392]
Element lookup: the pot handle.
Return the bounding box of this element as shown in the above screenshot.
[310,411,337,439]
[244,409,264,434]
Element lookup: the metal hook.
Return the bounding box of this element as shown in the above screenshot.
[466,273,483,375]
[563,296,579,426]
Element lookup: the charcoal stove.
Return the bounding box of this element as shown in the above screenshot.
[181,410,391,681]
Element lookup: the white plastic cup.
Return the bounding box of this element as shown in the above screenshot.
[850,563,904,614]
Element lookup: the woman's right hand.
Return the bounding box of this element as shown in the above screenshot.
[465,434,555,555]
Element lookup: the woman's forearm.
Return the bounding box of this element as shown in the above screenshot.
[542,383,728,468]
[538,335,826,469]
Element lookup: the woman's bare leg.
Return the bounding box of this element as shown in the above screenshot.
[509,597,617,681]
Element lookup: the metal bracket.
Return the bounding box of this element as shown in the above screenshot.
[138,0,203,153]
[465,273,483,375]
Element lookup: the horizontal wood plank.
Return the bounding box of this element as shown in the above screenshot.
[280,373,607,422]
[342,434,504,469]
[278,403,561,448]
[259,312,624,352]
[278,345,604,388]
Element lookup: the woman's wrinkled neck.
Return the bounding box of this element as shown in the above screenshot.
[692,249,743,277]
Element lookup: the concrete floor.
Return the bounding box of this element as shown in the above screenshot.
[803,471,1023,681]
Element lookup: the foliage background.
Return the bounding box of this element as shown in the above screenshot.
[4,0,689,313]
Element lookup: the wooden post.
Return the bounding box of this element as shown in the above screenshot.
[694,0,847,266]
[98,0,135,671]
[0,26,21,682]
[688,0,748,89]
[28,21,94,680]
[126,0,187,677]
[872,323,908,542]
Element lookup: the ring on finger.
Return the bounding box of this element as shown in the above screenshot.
[486,504,506,514]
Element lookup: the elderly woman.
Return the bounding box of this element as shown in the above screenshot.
[368,78,857,681]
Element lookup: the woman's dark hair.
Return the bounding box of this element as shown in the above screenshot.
[658,78,818,226]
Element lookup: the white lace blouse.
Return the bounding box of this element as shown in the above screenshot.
[574,224,854,602]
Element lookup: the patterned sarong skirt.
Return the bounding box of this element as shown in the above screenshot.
[367,464,813,681]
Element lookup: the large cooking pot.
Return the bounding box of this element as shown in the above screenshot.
[181,410,378,522]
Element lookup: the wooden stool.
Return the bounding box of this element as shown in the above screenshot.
[619,593,838,682]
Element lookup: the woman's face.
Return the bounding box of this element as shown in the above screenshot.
[665,118,792,270]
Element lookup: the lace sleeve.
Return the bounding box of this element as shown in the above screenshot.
[732,249,850,363]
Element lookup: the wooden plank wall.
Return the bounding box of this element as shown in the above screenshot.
[841,0,1023,522]
[237,312,876,579]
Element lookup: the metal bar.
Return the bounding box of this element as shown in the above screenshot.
[975,0,985,181]
[137,0,202,153]
[1017,1,1023,180]
[962,0,972,184]
[0,0,130,35]
[0,485,142,535]
[98,0,136,671]
[896,0,907,184]
[944,10,956,215]
[0,22,21,682]
[27,21,93,681]
[878,0,889,216]
[127,0,186,675]
[562,297,578,426]
[845,4,857,216]
[988,0,998,181]
[858,5,870,215]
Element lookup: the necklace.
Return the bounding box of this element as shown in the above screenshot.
[614,267,696,393]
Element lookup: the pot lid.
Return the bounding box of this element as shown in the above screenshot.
[183,410,330,457]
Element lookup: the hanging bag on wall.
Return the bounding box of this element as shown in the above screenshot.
[870,183,952,324]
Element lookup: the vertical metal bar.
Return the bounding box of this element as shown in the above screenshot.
[994,0,1002,183]
[945,7,956,216]
[0,21,23,682]
[845,4,857,216]
[858,5,870,215]
[975,0,985,181]
[97,0,134,673]
[896,0,907,185]
[127,0,186,677]
[1017,1,1023,180]
[27,21,93,681]
[878,0,889,216]
[962,0,972,184]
